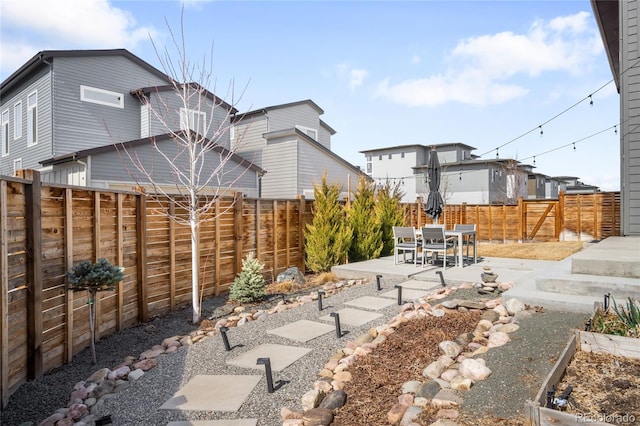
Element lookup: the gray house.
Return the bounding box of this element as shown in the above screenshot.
[362,143,528,204]
[0,49,262,196]
[592,0,640,235]
[231,100,367,199]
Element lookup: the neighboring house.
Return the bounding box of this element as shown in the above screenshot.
[527,172,548,199]
[545,177,561,199]
[361,143,477,203]
[231,100,367,199]
[555,176,600,195]
[0,49,262,196]
[592,0,640,235]
[362,143,529,204]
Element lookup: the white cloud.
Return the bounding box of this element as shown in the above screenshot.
[375,12,603,108]
[335,63,368,91]
[1,0,157,77]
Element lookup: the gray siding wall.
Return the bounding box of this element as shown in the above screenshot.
[622,0,640,235]
[89,141,258,196]
[146,91,232,149]
[231,116,268,155]
[298,139,360,199]
[317,125,332,150]
[0,67,52,175]
[259,138,298,198]
[269,103,331,149]
[51,55,168,155]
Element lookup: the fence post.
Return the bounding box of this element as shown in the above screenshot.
[517,197,525,241]
[234,193,244,275]
[297,195,305,273]
[64,189,74,363]
[136,193,148,323]
[558,191,565,240]
[24,170,43,380]
[272,200,278,274]
[1,180,9,407]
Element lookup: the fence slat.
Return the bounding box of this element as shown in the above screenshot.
[25,171,43,380]
[1,180,9,407]
[136,194,148,323]
[64,189,74,363]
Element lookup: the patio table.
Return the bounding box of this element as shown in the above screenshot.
[416,227,477,268]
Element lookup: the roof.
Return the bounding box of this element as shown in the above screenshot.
[414,158,521,170]
[131,83,238,114]
[360,142,477,154]
[262,127,368,178]
[591,0,620,90]
[39,132,265,174]
[1,49,172,97]
[233,99,324,122]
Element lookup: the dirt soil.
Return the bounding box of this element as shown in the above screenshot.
[476,241,585,261]
[556,351,640,425]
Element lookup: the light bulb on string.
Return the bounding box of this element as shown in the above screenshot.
[459,169,462,181]
[589,95,594,106]
[615,125,618,135]
[573,142,576,151]
[539,126,543,137]
[400,178,405,186]
[496,148,499,159]
[533,156,536,165]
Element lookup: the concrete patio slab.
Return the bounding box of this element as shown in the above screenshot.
[345,296,396,310]
[168,420,258,426]
[396,279,441,291]
[267,320,334,342]
[159,375,260,412]
[380,288,430,301]
[319,308,383,326]
[226,344,311,371]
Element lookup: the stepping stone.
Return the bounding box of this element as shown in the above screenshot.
[380,288,430,301]
[319,308,383,326]
[159,375,260,412]
[226,343,311,371]
[168,421,257,426]
[399,279,440,291]
[268,320,334,342]
[345,296,396,311]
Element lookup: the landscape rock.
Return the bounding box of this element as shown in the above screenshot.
[415,380,441,399]
[400,406,423,425]
[505,298,526,315]
[86,368,110,384]
[277,267,305,285]
[487,331,511,348]
[318,390,347,410]
[387,403,409,424]
[401,380,422,394]
[439,341,461,358]
[431,389,464,409]
[301,407,334,426]
[301,389,324,411]
[459,358,492,381]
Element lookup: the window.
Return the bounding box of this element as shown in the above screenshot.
[13,158,22,176]
[295,125,318,140]
[14,102,22,139]
[378,155,382,160]
[180,108,206,135]
[27,91,37,146]
[81,85,124,108]
[401,152,405,158]
[1,110,8,156]
[388,154,392,159]
[366,162,372,173]
[366,155,371,161]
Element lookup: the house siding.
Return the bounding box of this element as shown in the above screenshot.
[0,67,52,175]
[88,141,259,197]
[622,0,640,235]
[297,139,359,199]
[260,138,298,198]
[51,55,168,156]
[232,116,268,154]
[269,103,329,149]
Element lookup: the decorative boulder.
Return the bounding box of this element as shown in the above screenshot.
[277,267,306,285]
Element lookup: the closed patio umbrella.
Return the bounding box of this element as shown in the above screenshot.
[424,149,444,222]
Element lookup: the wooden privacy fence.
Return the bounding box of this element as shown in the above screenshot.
[403,191,620,242]
[0,172,307,408]
[0,171,621,407]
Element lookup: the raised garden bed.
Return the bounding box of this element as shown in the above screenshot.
[525,330,640,425]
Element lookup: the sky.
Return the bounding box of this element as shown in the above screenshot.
[0,0,621,191]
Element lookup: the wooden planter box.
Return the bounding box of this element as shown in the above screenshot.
[525,330,640,426]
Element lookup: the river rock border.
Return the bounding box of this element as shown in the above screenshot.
[279,282,526,426]
[35,278,367,426]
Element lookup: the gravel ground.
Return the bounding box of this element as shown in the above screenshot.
[0,277,590,426]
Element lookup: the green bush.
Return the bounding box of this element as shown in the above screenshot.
[305,174,352,273]
[348,176,383,262]
[374,180,406,256]
[229,252,266,303]
[66,258,124,292]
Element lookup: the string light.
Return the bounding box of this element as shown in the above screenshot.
[533,156,536,165]
[573,142,576,151]
[615,125,618,134]
[589,94,594,106]
[539,126,543,137]
[496,148,499,159]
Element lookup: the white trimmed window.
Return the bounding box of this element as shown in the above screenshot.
[13,158,22,176]
[179,108,206,135]
[80,85,124,108]
[1,110,9,156]
[295,125,317,140]
[14,101,22,139]
[27,91,37,146]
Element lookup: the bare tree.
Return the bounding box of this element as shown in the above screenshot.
[119,13,251,323]
[493,160,528,205]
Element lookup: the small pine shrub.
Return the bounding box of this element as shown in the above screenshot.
[229,252,266,303]
[348,176,383,262]
[374,180,406,256]
[305,174,352,273]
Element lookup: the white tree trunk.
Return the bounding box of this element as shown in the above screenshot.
[190,202,201,324]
